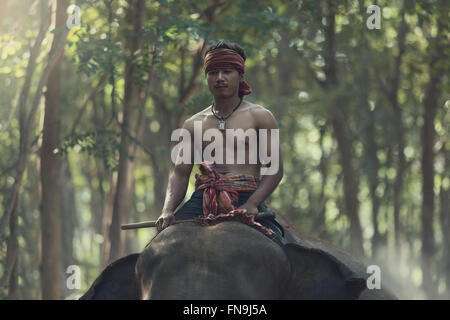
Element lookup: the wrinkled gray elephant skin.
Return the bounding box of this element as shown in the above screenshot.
[136,221,291,299]
[80,220,396,299]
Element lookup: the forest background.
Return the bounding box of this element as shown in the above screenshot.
[0,0,448,299]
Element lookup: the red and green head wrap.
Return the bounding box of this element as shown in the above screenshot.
[204,48,252,97]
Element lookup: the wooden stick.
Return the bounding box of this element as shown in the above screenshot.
[121,211,275,230]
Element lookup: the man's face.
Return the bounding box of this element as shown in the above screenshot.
[206,68,243,99]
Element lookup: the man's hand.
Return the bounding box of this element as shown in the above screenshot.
[238,202,259,216]
[156,211,175,232]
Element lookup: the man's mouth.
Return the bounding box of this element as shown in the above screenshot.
[215,84,227,88]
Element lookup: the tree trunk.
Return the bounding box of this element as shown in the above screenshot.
[323,0,364,257]
[391,102,406,254]
[58,157,77,297]
[439,147,450,299]
[108,0,146,263]
[356,0,382,258]
[420,6,447,298]
[100,171,117,269]
[311,124,329,238]
[366,106,381,257]
[40,0,69,299]
[420,86,438,299]
[330,108,364,257]
[420,67,442,300]
[390,2,408,257]
[439,146,450,299]
[0,201,19,299]
[39,0,68,299]
[144,95,175,214]
[90,93,106,235]
[20,150,43,299]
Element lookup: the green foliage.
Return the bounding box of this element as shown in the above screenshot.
[58,129,127,171]
[71,30,123,79]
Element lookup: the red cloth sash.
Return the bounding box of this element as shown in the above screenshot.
[195,161,274,236]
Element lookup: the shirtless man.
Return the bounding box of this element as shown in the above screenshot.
[155,41,284,243]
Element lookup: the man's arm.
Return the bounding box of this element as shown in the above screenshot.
[240,108,284,213]
[161,163,193,214]
[156,119,195,232]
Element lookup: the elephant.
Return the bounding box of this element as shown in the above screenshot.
[81,217,396,300]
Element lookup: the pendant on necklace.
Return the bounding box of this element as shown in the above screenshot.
[219,119,226,131]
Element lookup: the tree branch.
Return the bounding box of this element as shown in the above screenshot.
[67,75,108,139]
[292,45,326,88]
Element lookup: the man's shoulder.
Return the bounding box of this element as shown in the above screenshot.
[240,101,278,129]
[245,101,274,117]
[183,106,212,128]
[245,101,277,127]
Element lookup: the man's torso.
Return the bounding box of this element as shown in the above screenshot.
[190,100,268,177]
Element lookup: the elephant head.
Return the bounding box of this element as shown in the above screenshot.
[81,220,396,299]
[136,221,291,299]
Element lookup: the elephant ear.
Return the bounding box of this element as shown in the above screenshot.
[284,243,367,299]
[80,253,140,300]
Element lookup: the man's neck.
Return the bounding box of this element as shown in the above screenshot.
[213,95,241,116]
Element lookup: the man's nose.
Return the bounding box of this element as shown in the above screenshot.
[217,71,225,80]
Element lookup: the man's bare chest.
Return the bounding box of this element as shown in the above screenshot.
[199,112,258,147]
[202,111,258,132]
